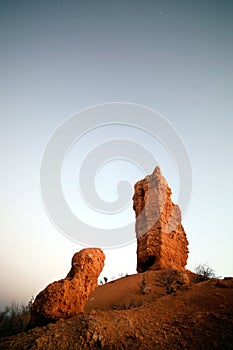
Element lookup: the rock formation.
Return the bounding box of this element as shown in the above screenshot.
[29,248,105,328]
[133,166,188,273]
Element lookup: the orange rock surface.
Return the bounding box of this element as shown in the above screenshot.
[133,166,189,272]
[29,248,105,328]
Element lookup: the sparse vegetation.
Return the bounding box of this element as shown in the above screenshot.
[156,269,182,294]
[0,298,33,337]
[138,274,148,294]
[194,263,216,282]
[99,273,128,285]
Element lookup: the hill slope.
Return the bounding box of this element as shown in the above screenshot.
[1,271,233,349]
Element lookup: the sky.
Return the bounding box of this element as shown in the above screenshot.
[0,0,233,307]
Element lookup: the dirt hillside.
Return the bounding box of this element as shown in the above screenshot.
[1,270,233,349]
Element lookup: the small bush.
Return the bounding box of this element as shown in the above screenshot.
[156,269,183,294]
[138,275,147,295]
[194,264,216,282]
[0,299,33,338]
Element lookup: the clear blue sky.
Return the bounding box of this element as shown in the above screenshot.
[0,0,233,307]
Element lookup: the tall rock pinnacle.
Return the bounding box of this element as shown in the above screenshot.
[133,166,189,273]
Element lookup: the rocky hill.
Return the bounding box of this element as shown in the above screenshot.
[1,272,233,349]
[1,167,232,349]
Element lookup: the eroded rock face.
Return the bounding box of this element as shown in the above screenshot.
[29,248,105,328]
[133,166,188,273]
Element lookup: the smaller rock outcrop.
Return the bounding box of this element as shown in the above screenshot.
[29,248,105,328]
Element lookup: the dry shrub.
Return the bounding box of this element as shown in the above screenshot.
[0,299,33,338]
[156,269,188,294]
[194,264,216,282]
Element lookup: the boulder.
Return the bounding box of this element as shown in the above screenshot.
[29,248,105,328]
[133,166,188,272]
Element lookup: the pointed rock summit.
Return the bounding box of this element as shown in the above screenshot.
[133,166,189,273]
